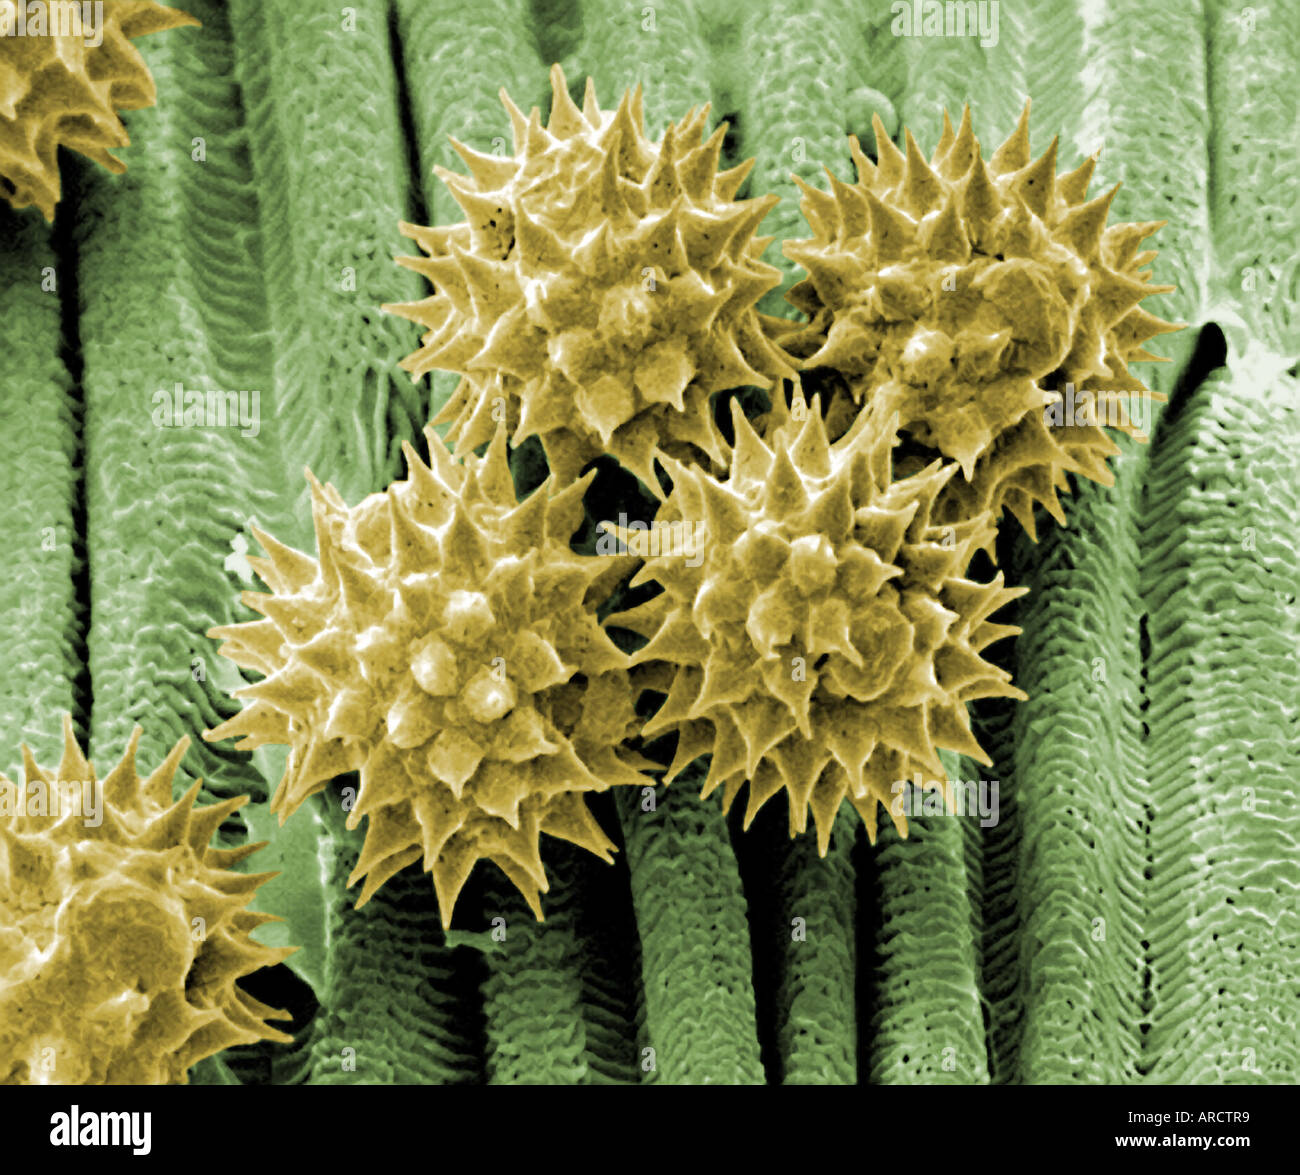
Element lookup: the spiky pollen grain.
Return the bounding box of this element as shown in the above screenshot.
[385,63,795,494]
[781,104,1183,542]
[0,0,198,219]
[612,398,1025,851]
[205,425,650,927]
[0,715,292,1085]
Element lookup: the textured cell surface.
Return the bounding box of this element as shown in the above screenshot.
[386,63,795,492]
[781,104,1183,540]
[613,399,1024,848]
[206,425,648,925]
[0,717,291,1084]
[0,0,196,218]
[0,0,1294,1089]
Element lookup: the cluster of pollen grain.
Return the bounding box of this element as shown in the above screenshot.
[201,82,1192,902]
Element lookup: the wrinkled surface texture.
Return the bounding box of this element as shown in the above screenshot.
[0,0,1295,1085]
